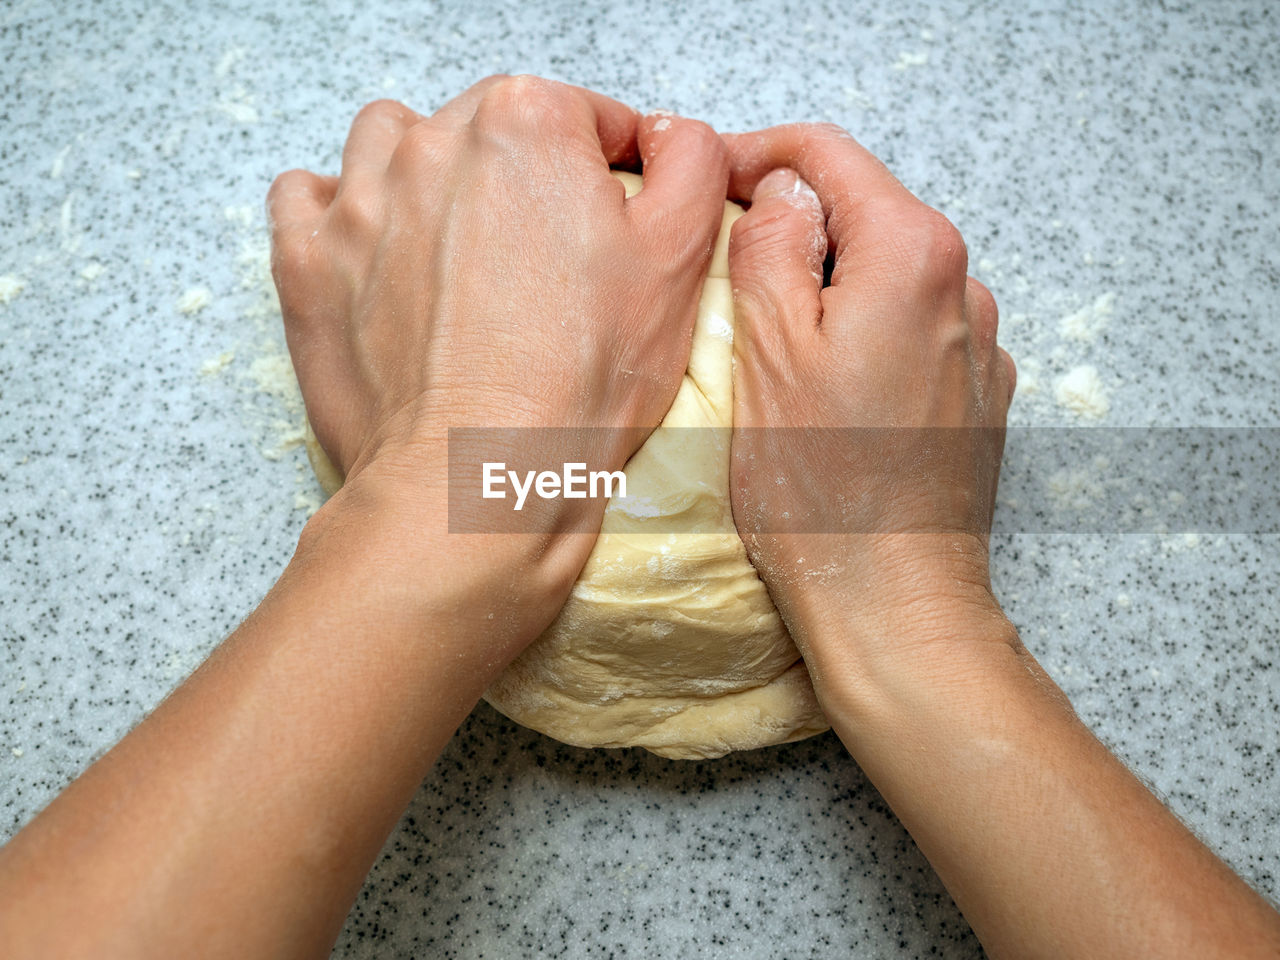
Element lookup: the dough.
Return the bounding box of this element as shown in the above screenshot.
[304,171,828,759]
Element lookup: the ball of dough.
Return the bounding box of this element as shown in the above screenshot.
[304,171,828,759]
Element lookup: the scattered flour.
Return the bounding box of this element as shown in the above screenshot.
[223,205,255,228]
[0,275,25,304]
[1013,356,1042,397]
[893,51,930,70]
[215,94,259,125]
[214,46,247,78]
[1162,532,1203,553]
[293,488,322,515]
[198,202,313,504]
[1046,467,1105,512]
[248,352,301,408]
[1059,291,1115,342]
[50,144,72,179]
[842,86,873,109]
[60,194,81,253]
[177,286,213,315]
[1055,365,1110,419]
[199,350,235,377]
[247,352,306,461]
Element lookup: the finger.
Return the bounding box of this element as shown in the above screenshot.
[728,167,826,351]
[964,276,1014,404]
[340,99,421,188]
[574,84,642,168]
[722,122,907,207]
[628,112,730,266]
[470,75,642,169]
[722,124,933,289]
[266,169,338,252]
[986,346,1015,519]
[374,77,511,187]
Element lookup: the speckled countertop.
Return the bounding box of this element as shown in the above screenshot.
[2,1,1277,957]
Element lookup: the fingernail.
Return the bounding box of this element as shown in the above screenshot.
[788,175,821,208]
[752,167,799,201]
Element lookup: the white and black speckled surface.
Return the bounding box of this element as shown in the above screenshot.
[2,1,1278,956]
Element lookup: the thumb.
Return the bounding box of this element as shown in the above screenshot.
[729,167,827,356]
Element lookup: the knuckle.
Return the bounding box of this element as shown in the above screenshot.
[474,74,564,128]
[269,227,316,296]
[808,121,852,140]
[680,119,730,169]
[671,116,718,147]
[890,206,969,287]
[912,208,967,265]
[393,120,449,165]
[266,169,310,216]
[355,98,411,126]
[799,121,854,151]
[331,188,381,237]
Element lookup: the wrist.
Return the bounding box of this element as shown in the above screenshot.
[776,532,1003,649]
[294,471,590,681]
[810,611,1067,765]
[776,537,1029,732]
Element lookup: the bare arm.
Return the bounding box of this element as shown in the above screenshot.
[0,512,516,958]
[723,122,1280,959]
[0,76,730,959]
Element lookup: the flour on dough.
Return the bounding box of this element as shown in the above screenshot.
[304,170,828,759]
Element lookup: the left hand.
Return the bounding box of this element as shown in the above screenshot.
[268,76,729,654]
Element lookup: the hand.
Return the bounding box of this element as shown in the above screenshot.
[268,75,729,649]
[720,125,1280,960]
[722,123,1017,674]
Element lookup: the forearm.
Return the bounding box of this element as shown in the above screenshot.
[0,497,515,959]
[809,614,1280,960]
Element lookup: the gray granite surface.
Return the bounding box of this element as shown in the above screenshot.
[2,0,1278,956]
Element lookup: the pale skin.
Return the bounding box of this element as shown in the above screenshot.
[0,77,1275,959]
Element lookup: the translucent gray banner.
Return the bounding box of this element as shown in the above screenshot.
[445,427,1280,534]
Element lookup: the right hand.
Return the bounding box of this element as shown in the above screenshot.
[722,124,1018,682]
[722,126,1280,960]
